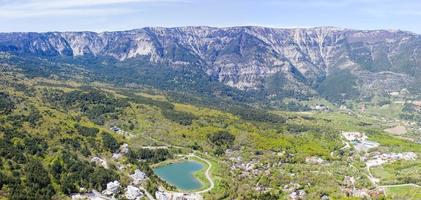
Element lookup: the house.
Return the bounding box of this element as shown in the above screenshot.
[342,132,367,142]
[102,181,120,196]
[130,169,147,185]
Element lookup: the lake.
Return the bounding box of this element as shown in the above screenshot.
[153,160,204,191]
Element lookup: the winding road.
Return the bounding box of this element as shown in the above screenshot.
[139,186,156,200]
[379,183,421,188]
[187,154,215,194]
[366,166,380,186]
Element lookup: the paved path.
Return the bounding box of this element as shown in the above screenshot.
[379,183,421,188]
[139,132,184,149]
[139,186,156,200]
[141,146,169,149]
[91,190,113,200]
[379,183,421,197]
[366,166,380,186]
[188,154,215,194]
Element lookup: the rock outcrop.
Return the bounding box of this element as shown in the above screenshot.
[1,26,420,99]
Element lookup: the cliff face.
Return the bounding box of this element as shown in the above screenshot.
[1,26,420,99]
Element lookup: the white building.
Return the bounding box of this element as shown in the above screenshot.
[102,180,120,196]
[367,152,417,167]
[130,169,147,185]
[342,132,367,142]
[125,185,144,200]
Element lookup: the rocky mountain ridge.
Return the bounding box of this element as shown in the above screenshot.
[1,26,420,101]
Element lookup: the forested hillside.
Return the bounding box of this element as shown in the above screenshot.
[1,26,421,105]
[2,27,421,199]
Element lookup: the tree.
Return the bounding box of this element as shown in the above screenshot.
[208,131,235,147]
[0,92,15,115]
[214,146,225,156]
[102,132,119,152]
[61,175,77,195]
[50,159,63,180]
[90,167,118,191]
[76,124,99,137]
[23,159,55,199]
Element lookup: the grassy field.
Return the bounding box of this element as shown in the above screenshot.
[372,160,421,185]
[369,133,421,153]
[385,185,421,199]
[3,67,421,199]
[190,157,211,192]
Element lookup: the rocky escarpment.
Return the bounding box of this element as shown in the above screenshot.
[1,26,420,99]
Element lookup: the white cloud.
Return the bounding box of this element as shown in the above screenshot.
[18,0,177,9]
[0,7,134,18]
[0,0,188,18]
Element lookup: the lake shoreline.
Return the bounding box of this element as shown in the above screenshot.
[152,157,209,192]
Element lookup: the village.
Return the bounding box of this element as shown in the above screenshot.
[340,131,418,197]
[341,131,417,166]
[72,142,149,200]
[70,123,421,200]
[71,125,210,200]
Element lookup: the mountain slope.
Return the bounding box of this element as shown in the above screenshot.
[1,26,421,102]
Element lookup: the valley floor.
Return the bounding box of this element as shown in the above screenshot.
[1,69,421,200]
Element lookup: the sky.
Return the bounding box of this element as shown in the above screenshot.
[0,0,421,33]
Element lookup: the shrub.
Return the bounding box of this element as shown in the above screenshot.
[76,125,99,137]
[128,148,172,163]
[0,92,15,114]
[162,109,196,125]
[208,131,235,147]
[22,159,55,199]
[102,132,119,152]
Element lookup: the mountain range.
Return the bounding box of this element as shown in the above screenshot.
[1,26,421,103]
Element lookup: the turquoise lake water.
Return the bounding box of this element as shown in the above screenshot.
[153,160,204,191]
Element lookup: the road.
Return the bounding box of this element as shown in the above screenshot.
[187,154,215,194]
[379,183,421,188]
[366,166,380,186]
[379,183,421,197]
[139,186,156,200]
[141,146,168,149]
[91,190,113,200]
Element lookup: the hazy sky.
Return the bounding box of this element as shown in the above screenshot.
[1,0,421,33]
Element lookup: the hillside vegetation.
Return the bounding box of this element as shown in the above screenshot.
[2,27,421,199]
